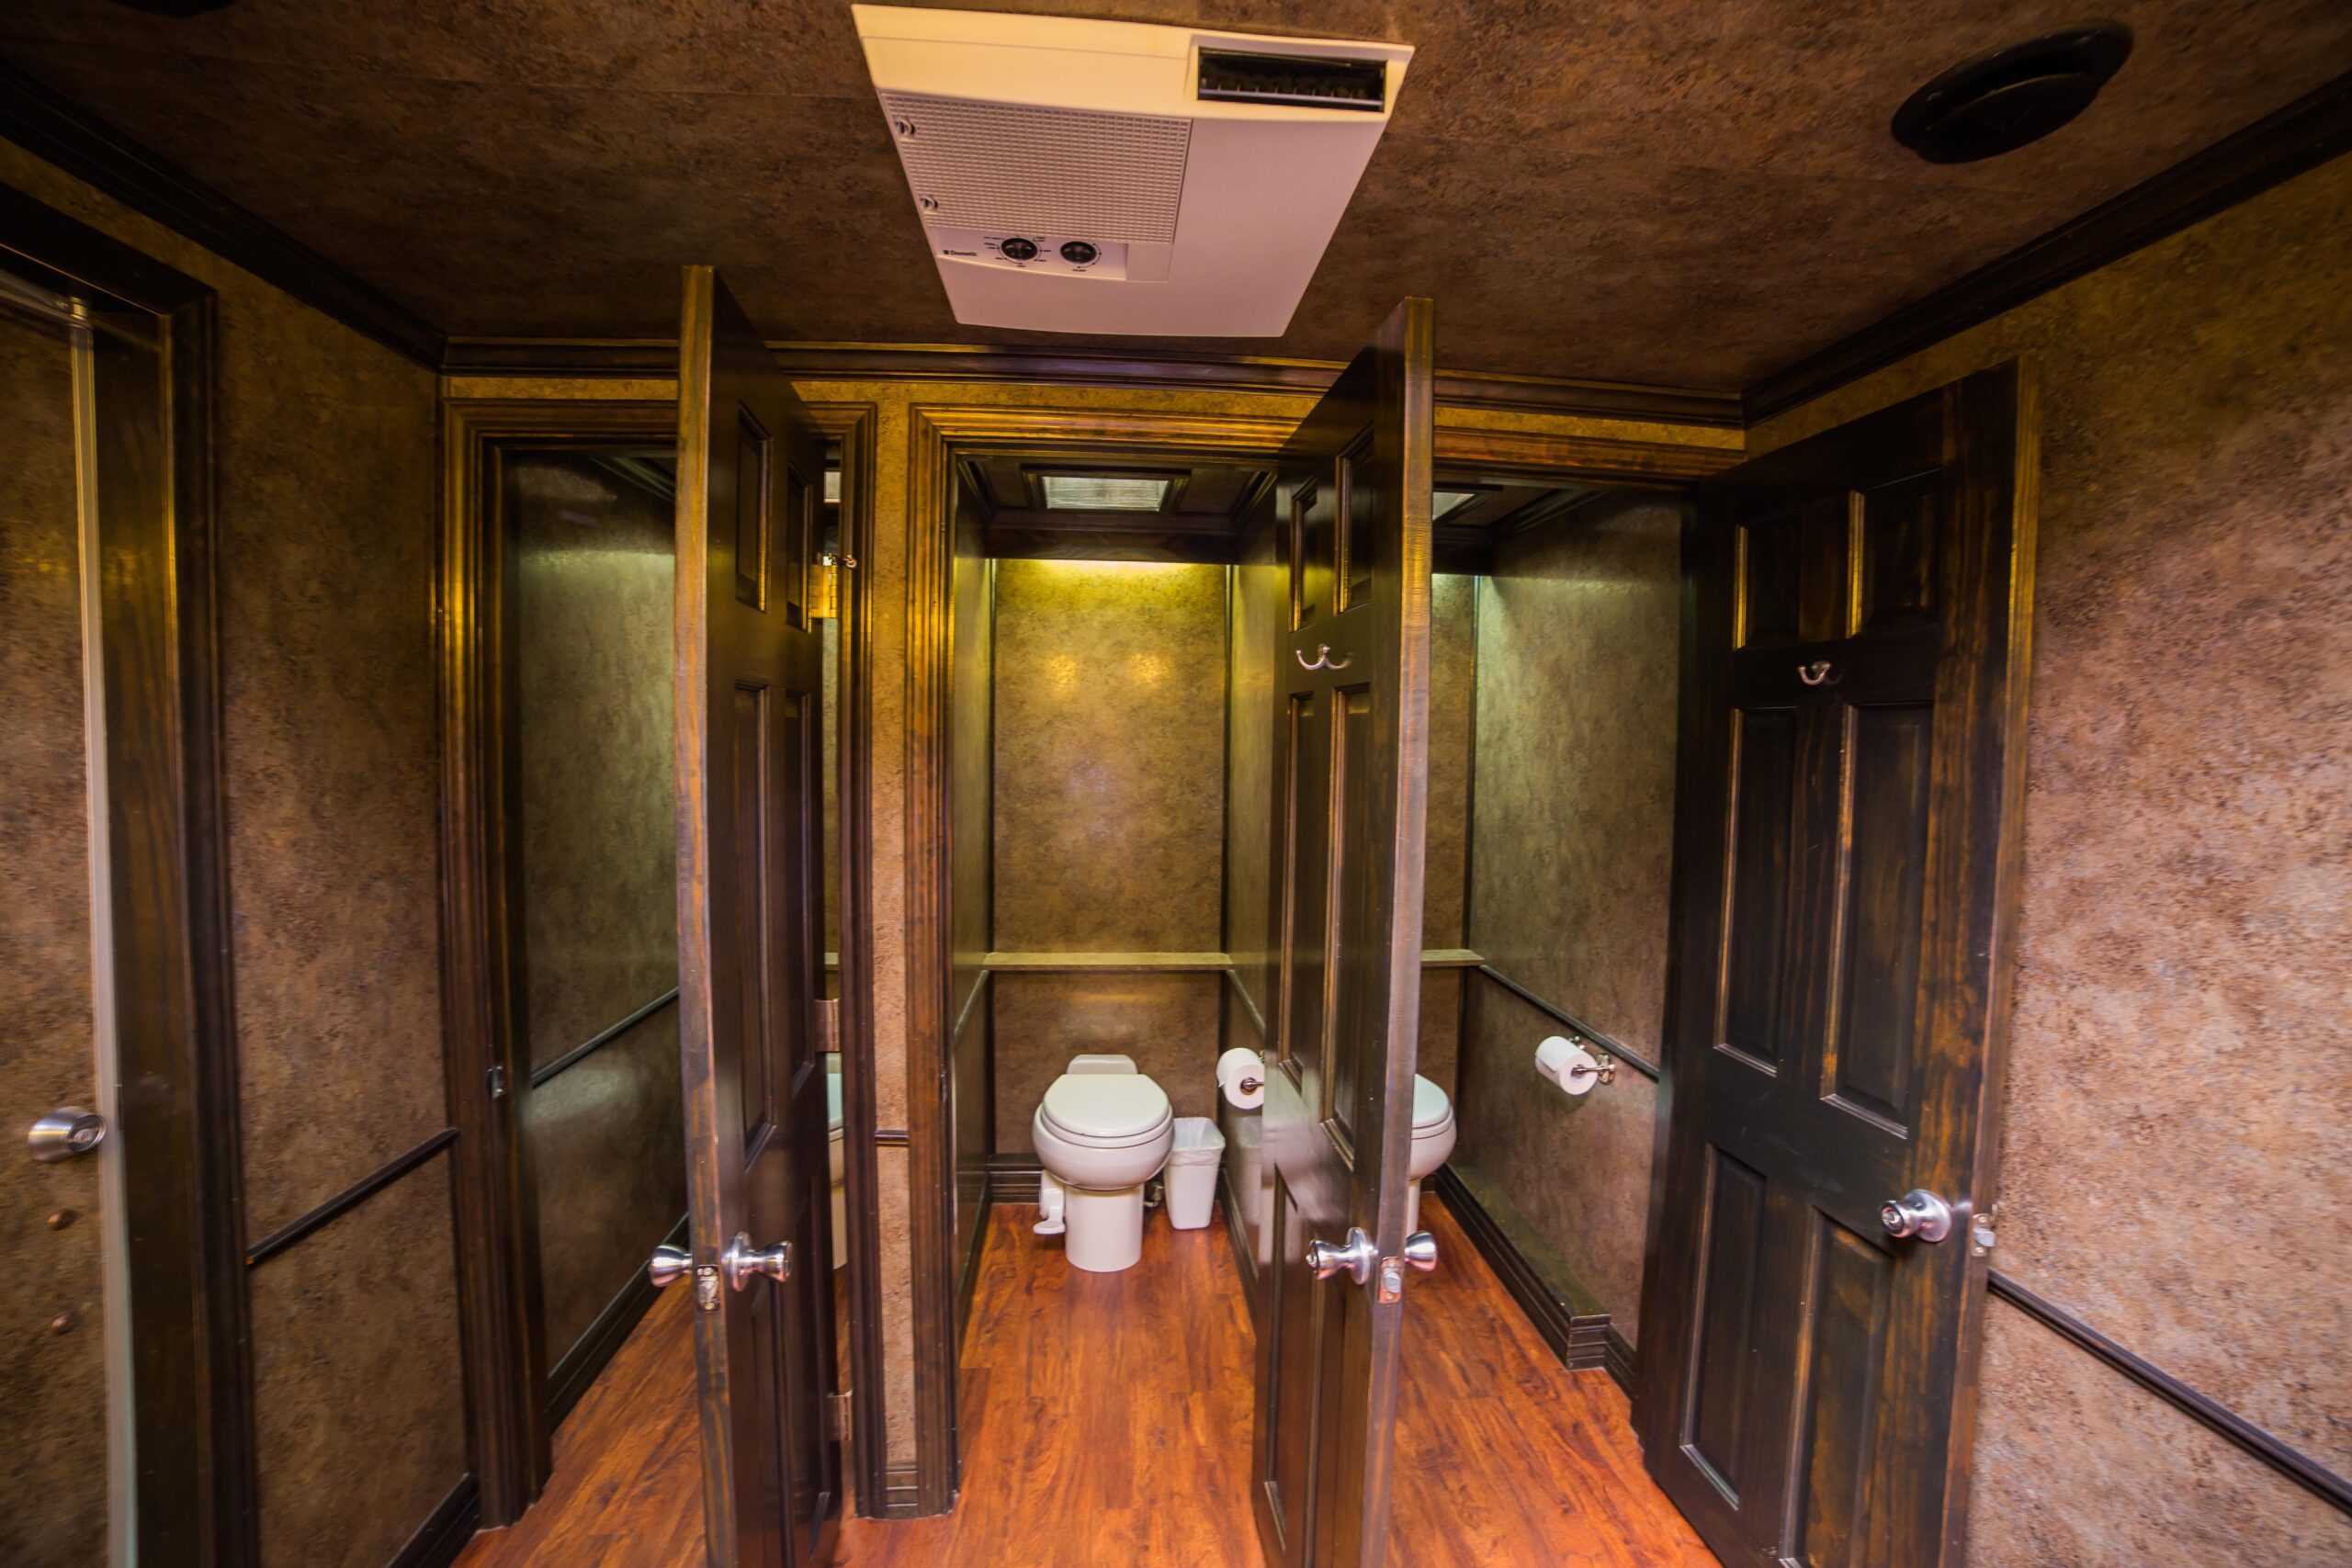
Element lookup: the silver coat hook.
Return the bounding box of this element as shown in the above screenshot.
[1799,660,1838,685]
[1296,645,1352,671]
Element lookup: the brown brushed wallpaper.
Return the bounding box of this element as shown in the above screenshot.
[526,1003,687,1368]
[1469,496,1682,1060]
[7,3,2352,386]
[0,304,107,1565]
[507,448,679,1073]
[1453,494,1681,1336]
[1753,152,2352,1553]
[0,147,459,1562]
[1455,978,1660,1337]
[249,1158,468,1568]
[1223,524,1282,1027]
[990,559,1227,954]
[990,972,1222,1156]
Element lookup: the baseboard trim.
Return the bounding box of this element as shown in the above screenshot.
[546,1213,687,1429]
[1601,1325,1637,1400]
[956,1170,992,1348]
[879,1463,926,1519]
[1219,1160,1261,1325]
[984,1152,1043,1204]
[391,1474,481,1568]
[1430,1165,1615,1375]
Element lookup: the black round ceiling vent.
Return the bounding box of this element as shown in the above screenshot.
[1893,23,2133,164]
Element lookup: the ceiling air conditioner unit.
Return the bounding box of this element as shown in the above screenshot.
[852,6,1412,337]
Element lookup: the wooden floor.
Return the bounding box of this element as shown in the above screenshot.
[457,1194,1713,1566]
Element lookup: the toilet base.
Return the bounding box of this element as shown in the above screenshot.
[1064,1183,1146,1272]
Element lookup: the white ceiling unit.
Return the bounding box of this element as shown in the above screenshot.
[851,6,1412,337]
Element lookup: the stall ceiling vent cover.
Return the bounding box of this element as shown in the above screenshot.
[853,6,1413,337]
[876,94,1193,243]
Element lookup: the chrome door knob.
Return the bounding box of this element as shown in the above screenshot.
[1307,1226,1378,1285]
[723,1233,791,1292]
[28,1108,106,1164]
[1880,1190,1954,1243]
[648,1245,693,1287]
[1402,1231,1438,1272]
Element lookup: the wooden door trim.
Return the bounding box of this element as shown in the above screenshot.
[1,182,257,1564]
[436,393,883,1527]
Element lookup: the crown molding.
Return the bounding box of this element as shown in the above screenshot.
[0,61,445,368]
[1746,70,2352,423]
[440,336,1746,427]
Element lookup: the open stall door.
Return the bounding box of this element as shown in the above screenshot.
[1250,298,1438,1568]
[665,265,842,1568]
[1639,367,2036,1566]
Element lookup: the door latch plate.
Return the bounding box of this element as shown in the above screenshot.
[1378,1257,1404,1303]
[695,1265,722,1313]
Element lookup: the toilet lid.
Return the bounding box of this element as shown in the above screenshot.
[1410,1074,1453,1135]
[1040,1074,1170,1143]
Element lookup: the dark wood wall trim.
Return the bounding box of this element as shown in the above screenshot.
[808,403,889,1524]
[3,183,259,1566]
[902,406,962,1517]
[982,1152,1044,1204]
[1427,1166,1617,1382]
[0,62,444,367]
[527,988,681,1089]
[1470,965,1661,1081]
[1986,1270,2352,1518]
[390,1475,481,1568]
[244,1131,456,1267]
[1745,72,2352,422]
[444,336,1743,428]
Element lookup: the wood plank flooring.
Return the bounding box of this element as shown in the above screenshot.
[457,1193,1714,1566]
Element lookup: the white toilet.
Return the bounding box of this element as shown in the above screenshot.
[1406,1074,1457,1234]
[1032,1053,1175,1273]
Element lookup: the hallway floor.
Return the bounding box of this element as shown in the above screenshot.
[456,1193,1713,1566]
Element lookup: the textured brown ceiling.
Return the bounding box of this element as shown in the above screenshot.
[3,1,2346,388]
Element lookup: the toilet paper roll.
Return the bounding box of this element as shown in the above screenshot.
[1216,1046,1265,1111]
[1535,1035,1601,1098]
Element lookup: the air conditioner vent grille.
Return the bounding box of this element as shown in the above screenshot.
[878,92,1192,243]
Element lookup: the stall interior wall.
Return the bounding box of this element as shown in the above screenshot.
[504,451,687,1400]
[987,559,1230,1155]
[1456,496,1684,1345]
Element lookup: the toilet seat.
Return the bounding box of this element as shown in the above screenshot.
[1038,1074,1172,1149]
[1407,1074,1457,1184]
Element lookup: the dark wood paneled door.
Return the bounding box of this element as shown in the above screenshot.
[672,265,841,1568]
[1251,299,1437,1568]
[1640,366,2038,1567]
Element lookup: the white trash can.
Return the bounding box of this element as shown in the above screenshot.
[1163,1117,1225,1231]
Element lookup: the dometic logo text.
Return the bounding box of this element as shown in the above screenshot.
[940,248,978,257]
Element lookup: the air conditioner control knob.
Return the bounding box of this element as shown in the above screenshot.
[1059,241,1098,265]
[999,237,1038,261]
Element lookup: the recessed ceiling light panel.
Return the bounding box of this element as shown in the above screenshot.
[1042,475,1172,512]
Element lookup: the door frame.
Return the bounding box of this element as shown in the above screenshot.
[2,183,256,1563]
[435,393,884,1523]
[896,398,1738,1516]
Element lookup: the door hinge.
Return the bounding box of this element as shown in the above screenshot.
[824,1391,852,1442]
[487,1065,507,1100]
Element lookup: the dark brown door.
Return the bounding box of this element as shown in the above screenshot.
[673,265,840,1568]
[1639,366,2037,1566]
[1251,299,1437,1568]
